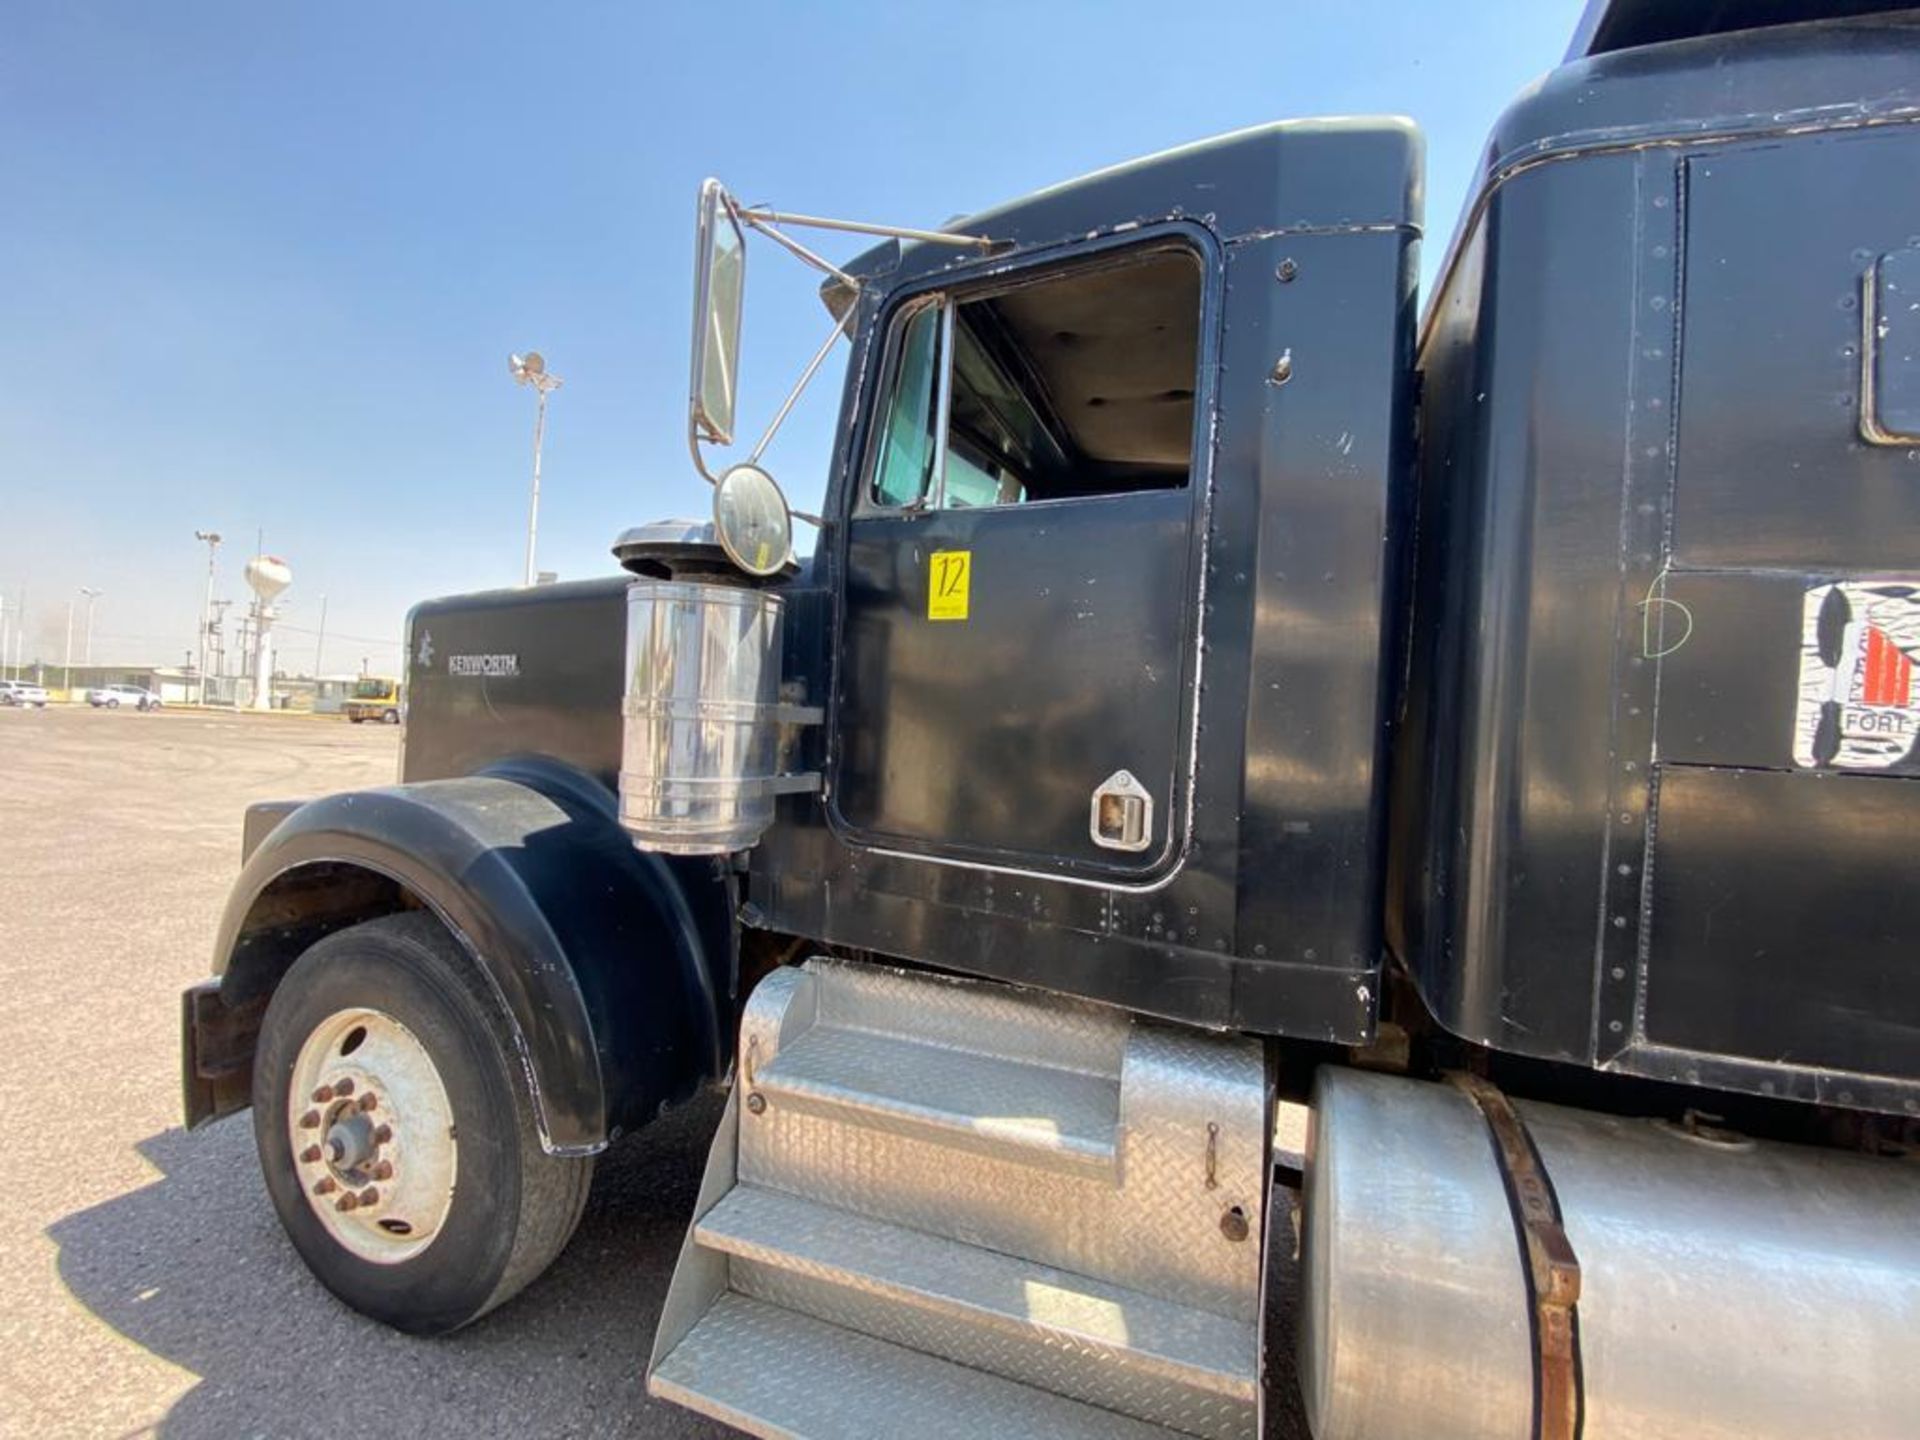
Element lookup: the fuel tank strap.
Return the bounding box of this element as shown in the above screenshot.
[1448,1072,1585,1440]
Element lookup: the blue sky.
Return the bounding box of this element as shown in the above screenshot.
[0,1,1579,672]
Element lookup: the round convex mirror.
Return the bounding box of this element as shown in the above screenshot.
[713,463,793,577]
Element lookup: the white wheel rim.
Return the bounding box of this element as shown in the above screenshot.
[287,1006,458,1264]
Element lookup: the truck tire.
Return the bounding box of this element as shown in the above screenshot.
[250,912,593,1334]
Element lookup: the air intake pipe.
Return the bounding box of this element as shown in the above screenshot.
[613,521,819,856]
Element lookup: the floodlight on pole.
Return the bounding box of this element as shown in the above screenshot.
[509,351,563,587]
[194,530,222,706]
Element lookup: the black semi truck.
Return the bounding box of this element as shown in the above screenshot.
[183,4,1920,1436]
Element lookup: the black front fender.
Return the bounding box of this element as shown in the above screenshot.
[208,762,734,1155]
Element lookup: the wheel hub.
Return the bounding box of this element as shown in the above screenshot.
[287,1006,458,1264]
[325,1108,377,1170]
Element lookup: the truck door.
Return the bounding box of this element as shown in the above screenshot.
[829,235,1210,881]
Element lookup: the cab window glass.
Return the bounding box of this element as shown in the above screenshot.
[871,303,942,508]
[865,246,1200,511]
[944,440,1022,509]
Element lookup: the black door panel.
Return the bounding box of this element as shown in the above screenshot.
[833,491,1194,878]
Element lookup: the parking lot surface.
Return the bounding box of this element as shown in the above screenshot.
[0,705,1305,1438]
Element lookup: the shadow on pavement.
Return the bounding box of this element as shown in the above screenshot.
[53,1089,1310,1439]
[48,1093,733,1439]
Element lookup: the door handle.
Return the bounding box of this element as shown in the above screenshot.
[1090,770,1153,853]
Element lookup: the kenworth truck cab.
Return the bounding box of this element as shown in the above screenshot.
[183,5,1920,1436]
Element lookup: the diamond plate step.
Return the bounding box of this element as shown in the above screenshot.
[698,1185,1258,1440]
[648,959,1270,1440]
[734,962,1269,1314]
[652,1293,1195,1440]
[786,954,1133,1076]
[755,1024,1121,1176]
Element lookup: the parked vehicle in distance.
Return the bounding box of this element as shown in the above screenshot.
[90,683,161,711]
[344,677,402,724]
[0,680,49,708]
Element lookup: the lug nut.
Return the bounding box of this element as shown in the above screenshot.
[299,1110,321,1130]
[300,1145,322,1164]
[746,1092,767,1116]
[373,1124,393,1144]
[333,1078,354,1097]
[359,1187,379,1207]
[314,1177,337,1195]
[358,1093,378,1112]
[373,1161,393,1181]
[312,1085,333,1104]
[336,1193,359,1212]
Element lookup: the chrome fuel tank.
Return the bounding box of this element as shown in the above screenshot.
[1303,1067,1920,1440]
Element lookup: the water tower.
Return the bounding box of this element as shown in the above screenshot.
[244,555,292,711]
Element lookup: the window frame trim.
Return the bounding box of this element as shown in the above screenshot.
[821,219,1226,892]
[930,299,958,509]
[865,295,945,511]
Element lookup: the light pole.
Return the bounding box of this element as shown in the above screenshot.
[62,598,74,700]
[194,530,222,706]
[315,593,328,677]
[509,351,563,587]
[210,599,231,686]
[80,586,101,668]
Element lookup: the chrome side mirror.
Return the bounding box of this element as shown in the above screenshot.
[690,178,746,447]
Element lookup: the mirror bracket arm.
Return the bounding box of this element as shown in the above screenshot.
[748,307,857,467]
[737,207,862,291]
[692,185,995,528]
[733,205,998,253]
[688,427,722,486]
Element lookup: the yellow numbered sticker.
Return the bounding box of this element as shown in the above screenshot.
[928,549,971,621]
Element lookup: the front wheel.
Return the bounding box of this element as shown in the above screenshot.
[383,709,400,725]
[252,913,593,1334]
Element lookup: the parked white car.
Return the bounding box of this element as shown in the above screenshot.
[90,683,162,711]
[0,680,49,708]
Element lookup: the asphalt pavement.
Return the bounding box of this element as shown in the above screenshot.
[0,704,1306,1438]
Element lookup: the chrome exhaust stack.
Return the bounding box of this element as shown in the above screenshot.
[1302,1067,1920,1440]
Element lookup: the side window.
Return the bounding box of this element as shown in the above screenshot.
[865,246,1201,512]
[871,303,942,508]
